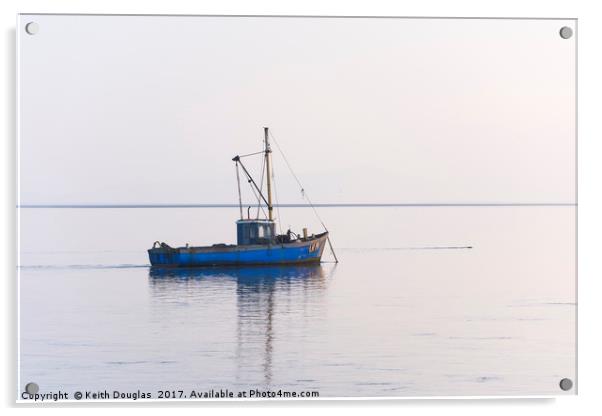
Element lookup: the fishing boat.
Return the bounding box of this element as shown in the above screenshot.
[148,127,337,267]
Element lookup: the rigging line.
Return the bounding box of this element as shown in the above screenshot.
[234,157,271,209]
[237,150,265,158]
[271,155,284,237]
[246,179,268,219]
[268,130,328,232]
[256,151,266,219]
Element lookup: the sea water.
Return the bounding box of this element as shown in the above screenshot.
[18,206,576,398]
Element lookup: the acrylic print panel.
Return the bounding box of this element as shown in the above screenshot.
[17,15,576,400]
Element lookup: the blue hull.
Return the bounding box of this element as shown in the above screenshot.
[148,232,328,267]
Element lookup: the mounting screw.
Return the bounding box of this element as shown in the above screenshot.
[559,26,573,39]
[25,22,39,35]
[25,382,39,395]
[559,378,573,391]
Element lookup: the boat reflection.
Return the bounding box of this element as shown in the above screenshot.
[148,264,334,386]
[148,263,327,284]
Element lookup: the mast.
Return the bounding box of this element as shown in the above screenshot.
[264,127,274,221]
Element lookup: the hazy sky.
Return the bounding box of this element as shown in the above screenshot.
[18,15,576,205]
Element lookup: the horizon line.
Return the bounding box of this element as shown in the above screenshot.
[17,202,577,208]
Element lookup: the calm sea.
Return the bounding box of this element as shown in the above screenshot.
[18,206,576,398]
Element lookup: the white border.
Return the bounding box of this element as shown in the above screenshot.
[14,11,21,409]
[3,0,600,414]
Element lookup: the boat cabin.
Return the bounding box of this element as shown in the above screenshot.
[236,219,276,245]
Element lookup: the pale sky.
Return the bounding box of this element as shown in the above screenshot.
[18,15,576,205]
